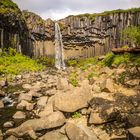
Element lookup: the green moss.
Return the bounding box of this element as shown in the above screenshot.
[0,0,18,9]
[88,72,98,80]
[23,10,45,26]
[36,57,55,67]
[72,112,81,119]
[69,72,78,87]
[100,52,140,67]
[0,48,44,75]
[66,57,98,70]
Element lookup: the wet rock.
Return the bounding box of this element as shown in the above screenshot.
[17,100,34,111]
[127,127,140,140]
[0,101,4,108]
[54,85,92,112]
[39,131,68,140]
[3,121,14,128]
[6,111,66,137]
[18,93,32,102]
[65,122,99,140]
[13,111,26,119]
[37,96,48,108]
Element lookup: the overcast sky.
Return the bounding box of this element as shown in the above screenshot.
[13,0,140,20]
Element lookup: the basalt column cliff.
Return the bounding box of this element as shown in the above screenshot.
[58,10,140,59]
[0,0,140,59]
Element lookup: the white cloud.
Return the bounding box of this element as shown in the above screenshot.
[13,0,140,20]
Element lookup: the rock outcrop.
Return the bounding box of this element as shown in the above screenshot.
[58,9,140,59]
[0,0,27,53]
[0,1,140,59]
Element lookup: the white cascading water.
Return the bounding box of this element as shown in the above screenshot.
[55,22,65,69]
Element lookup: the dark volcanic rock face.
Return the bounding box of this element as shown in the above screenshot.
[0,0,28,52]
[0,1,140,59]
[58,9,140,59]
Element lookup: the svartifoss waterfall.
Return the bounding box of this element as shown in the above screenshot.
[55,23,65,69]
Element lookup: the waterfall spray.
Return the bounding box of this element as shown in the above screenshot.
[55,23,65,70]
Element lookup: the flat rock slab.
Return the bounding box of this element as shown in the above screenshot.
[54,86,92,112]
[127,127,140,140]
[65,122,99,140]
[39,131,68,140]
[6,111,66,137]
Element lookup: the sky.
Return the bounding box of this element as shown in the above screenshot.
[12,0,140,20]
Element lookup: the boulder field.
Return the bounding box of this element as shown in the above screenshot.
[0,64,139,140]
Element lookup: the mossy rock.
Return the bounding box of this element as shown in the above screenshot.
[0,0,20,14]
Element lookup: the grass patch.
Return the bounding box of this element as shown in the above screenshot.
[72,112,81,119]
[69,72,78,87]
[77,8,140,20]
[0,0,18,9]
[0,48,44,75]
[66,57,98,70]
[100,52,140,67]
[36,57,55,67]
[88,72,98,80]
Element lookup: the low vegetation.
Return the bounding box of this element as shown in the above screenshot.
[72,112,81,119]
[36,57,55,67]
[0,0,18,9]
[66,57,98,70]
[0,48,44,75]
[69,72,78,87]
[122,26,140,48]
[77,8,140,22]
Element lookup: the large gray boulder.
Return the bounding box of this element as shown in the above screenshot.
[127,127,140,140]
[39,131,68,140]
[54,85,92,112]
[6,111,66,137]
[65,122,99,140]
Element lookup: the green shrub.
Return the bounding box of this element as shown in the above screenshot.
[72,112,81,119]
[69,72,78,87]
[122,26,140,48]
[36,57,55,67]
[101,52,140,67]
[113,53,131,66]
[101,52,115,66]
[121,45,129,49]
[66,59,78,67]
[66,57,98,70]
[0,0,18,9]
[88,72,98,80]
[0,48,44,75]
[69,78,78,87]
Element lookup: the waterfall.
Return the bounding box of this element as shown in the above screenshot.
[55,23,65,69]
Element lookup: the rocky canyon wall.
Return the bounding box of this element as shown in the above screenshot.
[0,0,140,59]
[58,9,140,59]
